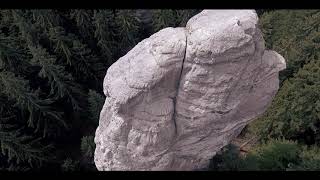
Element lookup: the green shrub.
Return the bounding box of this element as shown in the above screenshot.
[288,146,320,171]
[249,139,300,171]
[209,139,320,171]
[209,144,244,171]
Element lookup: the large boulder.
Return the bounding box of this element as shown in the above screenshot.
[94,10,286,171]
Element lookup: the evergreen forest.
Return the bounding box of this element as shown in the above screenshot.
[0,9,319,171]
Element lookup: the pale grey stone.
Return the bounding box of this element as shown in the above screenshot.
[94,27,186,171]
[94,10,286,171]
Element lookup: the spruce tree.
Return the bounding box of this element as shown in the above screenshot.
[0,9,206,171]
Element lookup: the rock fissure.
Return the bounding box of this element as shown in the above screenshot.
[94,10,286,171]
[172,32,188,136]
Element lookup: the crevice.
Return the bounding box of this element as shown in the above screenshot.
[171,30,188,136]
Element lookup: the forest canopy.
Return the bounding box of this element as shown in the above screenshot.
[0,9,319,171]
[0,9,200,171]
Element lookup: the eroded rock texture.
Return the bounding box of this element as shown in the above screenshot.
[94,10,286,171]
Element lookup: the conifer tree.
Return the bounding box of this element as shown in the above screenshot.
[87,90,104,124]
[259,10,320,83]
[93,10,116,64]
[0,9,220,171]
[249,10,320,145]
[250,60,320,144]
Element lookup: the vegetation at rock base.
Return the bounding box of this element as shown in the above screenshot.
[209,139,320,171]
[250,10,320,145]
[0,9,319,171]
[212,10,320,171]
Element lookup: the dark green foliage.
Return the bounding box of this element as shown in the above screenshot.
[0,121,54,169]
[93,10,116,62]
[0,72,66,136]
[259,10,320,83]
[0,9,199,171]
[250,139,300,170]
[2,9,319,171]
[61,158,79,171]
[236,10,320,171]
[288,146,320,170]
[0,25,32,75]
[114,10,140,54]
[151,10,200,32]
[88,90,104,124]
[151,10,180,32]
[81,136,95,159]
[209,139,320,171]
[256,9,274,17]
[29,46,84,111]
[250,57,320,144]
[92,10,142,62]
[249,10,320,145]
[70,10,95,43]
[209,144,247,171]
[207,9,320,171]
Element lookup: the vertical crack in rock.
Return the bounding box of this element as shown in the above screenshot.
[95,27,187,171]
[172,32,188,136]
[95,10,286,171]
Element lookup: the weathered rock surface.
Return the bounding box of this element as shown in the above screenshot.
[94,10,286,171]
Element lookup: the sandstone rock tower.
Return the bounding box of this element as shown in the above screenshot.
[94,10,286,171]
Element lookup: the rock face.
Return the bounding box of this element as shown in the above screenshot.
[94,10,286,171]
